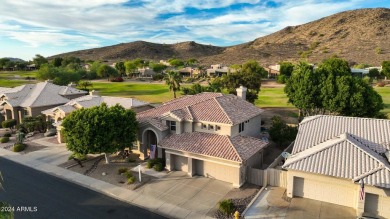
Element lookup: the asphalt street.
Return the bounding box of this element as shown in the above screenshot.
[0,157,166,219]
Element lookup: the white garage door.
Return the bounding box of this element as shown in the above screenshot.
[173,155,188,172]
[365,193,390,218]
[293,177,355,208]
[195,159,237,183]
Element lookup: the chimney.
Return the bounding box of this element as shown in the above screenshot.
[68,82,76,88]
[89,90,98,96]
[236,85,247,100]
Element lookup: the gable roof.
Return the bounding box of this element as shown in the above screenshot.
[137,92,263,130]
[159,132,268,162]
[42,95,149,115]
[283,115,390,188]
[0,82,87,108]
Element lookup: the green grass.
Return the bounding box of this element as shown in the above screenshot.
[0,71,37,87]
[256,87,293,108]
[375,87,390,114]
[91,82,189,103]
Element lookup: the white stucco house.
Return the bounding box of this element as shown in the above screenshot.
[283,115,390,218]
[134,86,269,187]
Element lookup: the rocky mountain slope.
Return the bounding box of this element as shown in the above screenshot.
[52,8,390,66]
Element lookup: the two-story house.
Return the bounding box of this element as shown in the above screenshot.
[0,81,87,124]
[135,86,268,187]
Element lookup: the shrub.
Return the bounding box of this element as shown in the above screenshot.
[276,75,287,84]
[146,159,156,169]
[13,143,27,152]
[125,171,133,179]
[118,167,128,175]
[0,137,9,143]
[377,82,385,87]
[2,119,16,129]
[127,176,136,184]
[68,153,87,161]
[154,163,163,172]
[127,158,136,163]
[152,73,164,81]
[219,199,234,215]
[3,133,11,137]
[110,77,124,82]
[147,158,165,169]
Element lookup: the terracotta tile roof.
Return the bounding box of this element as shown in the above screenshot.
[283,115,390,188]
[137,92,263,126]
[159,132,268,162]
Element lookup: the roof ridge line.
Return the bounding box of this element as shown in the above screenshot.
[300,115,323,125]
[214,96,233,125]
[346,135,390,169]
[284,133,347,167]
[352,165,384,182]
[227,135,243,162]
[185,106,194,121]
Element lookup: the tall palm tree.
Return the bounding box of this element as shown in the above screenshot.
[164,71,182,98]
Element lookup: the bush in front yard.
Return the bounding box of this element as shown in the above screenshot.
[13,143,27,152]
[127,176,136,184]
[146,159,156,169]
[125,171,133,179]
[3,133,11,137]
[147,158,165,169]
[154,163,163,172]
[0,137,9,143]
[218,199,234,216]
[118,167,128,175]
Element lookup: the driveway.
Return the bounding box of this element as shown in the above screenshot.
[135,171,233,217]
[245,187,356,219]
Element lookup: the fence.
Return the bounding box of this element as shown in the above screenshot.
[247,166,264,186]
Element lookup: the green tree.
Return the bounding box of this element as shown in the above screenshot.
[168,58,184,68]
[52,57,63,67]
[164,71,182,98]
[279,62,294,76]
[368,68,381,79]
[97,64,118,80]
[78,80,93,90]
[89,61,102,75]
[61,56,81,67]
[2,119,17,133]
[150,63,167,73]
[186,58,198,66]
[33,54,48,69]
[62,104,138,164]
[268,116,298,147]
[125,61,137,76]
[382,61,390,79]
[115,62,126,76]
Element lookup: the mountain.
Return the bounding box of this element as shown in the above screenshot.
[1,57,26,62]
[51,8,390,66]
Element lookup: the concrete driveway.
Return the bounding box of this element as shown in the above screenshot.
[245,187,356,219]
[135,171,232,217]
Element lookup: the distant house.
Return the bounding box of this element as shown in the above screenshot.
[42,91,153,143]
[265,65,280,78]
[26,64,37,71]
[159,60,171,66]
[135,86,269,187]
[178,67,201,77]
[206,64,234,77]
[136,67,156,77]
[283,115,390,218]
[351,68,369,77]
[0,81,87,124]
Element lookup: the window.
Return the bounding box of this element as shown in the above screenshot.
[208,124,214,130]
[216,125,221,131]
[24,109,29,116]
[201,123,207,129]
[245,120,249,123]
[168,121,176,131]
[239,122,245,133]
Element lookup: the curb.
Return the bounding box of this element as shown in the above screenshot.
[241,186,266,218]
[0,148,212,219]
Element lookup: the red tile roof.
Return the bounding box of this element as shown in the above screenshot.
[159,132,268,162]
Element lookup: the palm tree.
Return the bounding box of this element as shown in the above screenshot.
[164,71,182,98]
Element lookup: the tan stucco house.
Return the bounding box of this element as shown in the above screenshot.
[283,115,390,218]
[0,81,87,124]
[42,91,153,143]
[135,87,269,187]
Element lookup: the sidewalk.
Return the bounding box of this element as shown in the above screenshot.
[0,148,212,219]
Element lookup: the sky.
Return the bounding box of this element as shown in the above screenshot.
[0,0,389,61]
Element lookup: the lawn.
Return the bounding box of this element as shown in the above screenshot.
[375,87,390,114]
[0,71,38,87]
[256,87,293,108]
[91,82,187,103]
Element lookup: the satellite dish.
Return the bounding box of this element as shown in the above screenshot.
[282,152,291,159]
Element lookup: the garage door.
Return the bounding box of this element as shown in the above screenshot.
[293,177,355,208]
[173,155,188,172]
[195,159,237,183]
[365,193,390,218]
